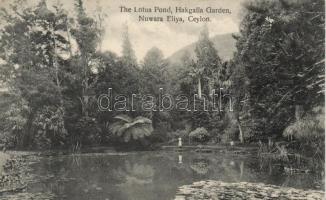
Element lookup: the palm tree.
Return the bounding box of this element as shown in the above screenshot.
[109,115,153,142]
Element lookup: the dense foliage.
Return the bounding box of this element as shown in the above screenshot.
[231,0,324,143]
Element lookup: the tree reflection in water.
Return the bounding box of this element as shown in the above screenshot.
[115,161,154,185]
[190,158,210,175]
[19,151,324,200]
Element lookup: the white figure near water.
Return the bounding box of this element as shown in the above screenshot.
[178,137,182,147]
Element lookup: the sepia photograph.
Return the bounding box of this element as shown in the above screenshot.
[0,0,324,199]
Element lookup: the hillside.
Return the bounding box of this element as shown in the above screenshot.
[168,33,236,66]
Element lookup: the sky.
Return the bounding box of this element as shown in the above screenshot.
[0,0,246,61]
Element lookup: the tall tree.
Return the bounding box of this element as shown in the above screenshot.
[232,0,325,139]
[140,47,169,128]
[121,24,137,67]
[70,0,101,118]
[0,0,70,147]
[193,25,222,99]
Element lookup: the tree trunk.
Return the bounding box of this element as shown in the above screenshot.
[52,22,66,128]
[198,77,202,99]
[23,110,36,148]
[295,105,304,120]
[208,78,213,98]
[240,161,244,179]
[65,21,73,57]
[81,53,89,117]
[237,119,244,143]
[290,105,304,141]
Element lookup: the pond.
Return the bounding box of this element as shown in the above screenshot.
[8,150,325,199]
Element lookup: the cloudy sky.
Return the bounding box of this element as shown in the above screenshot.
[1,0,246,61]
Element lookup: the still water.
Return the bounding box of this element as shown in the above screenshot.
[23,151,323,200]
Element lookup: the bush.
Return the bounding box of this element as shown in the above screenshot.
[73,116,101,146]
[0,98,28,148]
[222,124,239,143]
[283,106,324,156]
[283,107,324,141]
[33,106,68,149]
[168,129,188,139]
[189,127,210,143]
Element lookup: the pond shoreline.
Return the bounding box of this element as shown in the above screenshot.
[161,144,258,154]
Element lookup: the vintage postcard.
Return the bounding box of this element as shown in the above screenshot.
[0,0,324,199]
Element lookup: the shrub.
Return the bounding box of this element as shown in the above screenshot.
[73,116,101,146]
[189,127,210,143]
[283,106,324,141]
[222,124,239,142]
[33,106,68,149]
[283,106,324,156]
[168,129,188,139]
[0,98,28,148]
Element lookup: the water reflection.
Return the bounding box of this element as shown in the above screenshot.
[178,154,182,164]
[21,151,324,200]
[190,158,210,175]
[115,161,154,185]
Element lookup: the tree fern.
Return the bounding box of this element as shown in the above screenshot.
[109,115,153,142]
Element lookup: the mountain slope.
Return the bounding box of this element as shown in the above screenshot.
[168,33,236,66]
